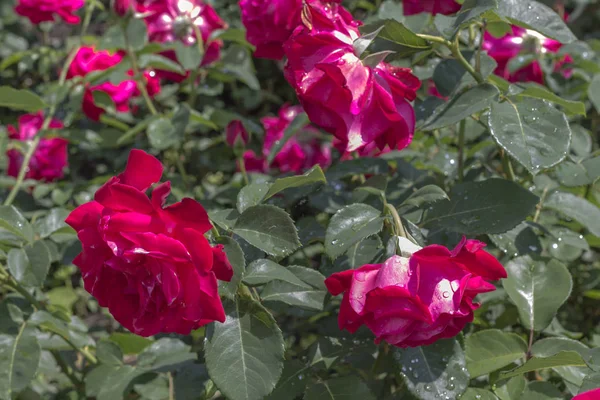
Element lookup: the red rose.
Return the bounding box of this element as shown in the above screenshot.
[65,150,233,337]
[15,0,84,25]
[284,2,421,153]
[573,388,600,400]
[113,0,133,16]
[325,237,506,348]
[239,0,303,60]
[402,0,461,16]
[243,104,332,174]
[67,47,161,121]
[7,113,68,182]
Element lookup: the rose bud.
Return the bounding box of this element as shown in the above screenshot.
[66,149,233,337]
[325,237,506,348]
[225,120,250,156]
[112,0,133,17]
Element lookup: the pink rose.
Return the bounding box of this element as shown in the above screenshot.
[573,388,600,400]
[325,237,506,348]
[67,47,161,121]
[402,0,461,16]
[137,0,227,81]
[239,0,303,60]
[15,0,84,25]
[243,104,332,174]
[483,26,572,84]
[225,120,250,148]
[65,150,233,337]
[284,2,421,153]
[6,113,68,183]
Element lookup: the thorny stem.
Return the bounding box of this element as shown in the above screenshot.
[51,350,83,388]
[238,156,250,186]
[533,186,550,223]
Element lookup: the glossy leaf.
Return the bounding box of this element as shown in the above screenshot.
[304,376,375,400]
[0,206,34,242]
[217,236,246,299]
[263,165,326,200]
[243,259,310,288]
[544,191,600,237]
[465,329,528,377]
[205,297,285,400]
[0,87,47,112]
[489,98,571,175]
[499,351,587,380]
[0,327,41,399]
[509,82,586,116]
[261,266,327,311]
[237,183,271,213]
[233,205,301,258]
[7,241,52,288]
[325,204,384,260]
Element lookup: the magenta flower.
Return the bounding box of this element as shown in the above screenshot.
[325,238,506,348]
[15,0,84,25]
[402,0,461,15]
[7,113,68,183]
[284,2,421,153]
[243,105,332,174]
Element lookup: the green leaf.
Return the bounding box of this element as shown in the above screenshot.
[503,256,572,331]
[488,98,571,175]
[460,388,499,400]
[216,236,246,299]
[0,206,34,242]
[221,45,260,90]
[205,297,284,400]
[343,236,384,269]
[520,382,563,400]
[360,19,431,58]
[173,41,203,70]
[495,376,526,400]
[532,338,591,387]
[0,87,47,113]
[499,351,586,380]
[237,183,271,213]
[422,179,539,235]
[465,329,528,377]
[232,205,300,258]
[97,340,123,366]
[108,333,152,355]
[395,338,470,400]
[353,26,384,57]
[325,204,384,260]
[137,338,197,370]
[266,113,310,165]
[264,165,326,200]
[422,83,499,130]
[147,118,180,150]
[326,158,389,181]
[125,18,148,51]
[495,0,576,44]
[209,209,240,232]
[243,259,310,288]
[589,74,600,112]
[139,54,185,74]
[8,241,52,288]
[33,208,71,238]
[555,157,600,187]
[508,82,586,116]
[543,191,600,237]
[261,266,327,311]
[304,376,375,400]
[0,327,41,399]
[489,222,541,256]
[436,0,498,38]
[265,360,307,400]
[579,372,600,393]
[98,25,126,50]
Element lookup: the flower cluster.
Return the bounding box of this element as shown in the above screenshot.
[15,0,84,25]
[66,47,161,121]
[66,150,232,336]
[483,26,573,84]
[243,104,332,174]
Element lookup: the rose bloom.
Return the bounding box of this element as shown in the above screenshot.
[137,0,226,81]
[15,0,84,25]
[243,104,332,174]
[225,120,250,148]
[66,150,233,337]
[239,0,303,60]
[574,388,600,400]
[483,26,573,84]
[325,237,506,347]
[284,2,421,153]
[67,47,161,121]
[402,0,461,16]
[6,113,68,182]
[113,0,133,16]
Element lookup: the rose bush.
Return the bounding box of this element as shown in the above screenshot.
[1,0,599,399]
